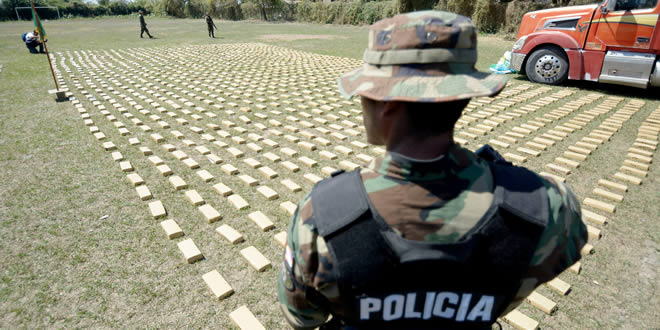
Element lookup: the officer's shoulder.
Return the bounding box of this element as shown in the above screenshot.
[496,163,580,221]
[308,168,369,199]
[537,172,581,215]
[303,168,367,227]
[309,168,360,190]
[488,161,547,190]
[292,192,314,225]
[490,162,569,207]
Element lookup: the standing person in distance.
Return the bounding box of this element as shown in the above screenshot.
[139,10,154,39]
[205,13,218,38]
[277,10,588,330]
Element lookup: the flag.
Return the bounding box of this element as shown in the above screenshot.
[31,6,47,42]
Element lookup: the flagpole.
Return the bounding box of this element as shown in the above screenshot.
[31,0,59,91]
[42,41,59,90]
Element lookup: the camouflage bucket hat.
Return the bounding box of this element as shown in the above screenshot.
[338,10,508,102]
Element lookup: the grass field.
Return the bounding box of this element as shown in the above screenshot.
[1,16,659,329]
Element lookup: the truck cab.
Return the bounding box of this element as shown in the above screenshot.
[510,0,660,88]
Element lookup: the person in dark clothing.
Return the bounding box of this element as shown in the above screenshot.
[24,30,44,54]
[139,10,153,39]
[205,13,217,38]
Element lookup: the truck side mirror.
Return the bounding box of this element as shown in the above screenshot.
[603,0,617,13]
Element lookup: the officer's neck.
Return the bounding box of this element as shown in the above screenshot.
[386,129,454,160]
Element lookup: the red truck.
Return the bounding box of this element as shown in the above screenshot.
[510,0,660,89]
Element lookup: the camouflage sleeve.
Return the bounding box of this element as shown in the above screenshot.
[277,193,331,329]
[504,175,588,312]
[530,176,588,276]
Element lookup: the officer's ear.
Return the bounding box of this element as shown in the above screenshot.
[382,101,404,118]
[379,101,407,141]
[381,101,405,122]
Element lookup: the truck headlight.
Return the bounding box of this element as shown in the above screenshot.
[512,36,528,51]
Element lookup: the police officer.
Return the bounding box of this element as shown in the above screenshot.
[205,13,218,38]
[278,10,587,329]
[138,10,153,39]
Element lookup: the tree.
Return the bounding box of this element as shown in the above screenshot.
[164,0,185,17]
[397,0,413,12]
[109,0,129,15]
[398,0,436,13]
[184,0,208,18]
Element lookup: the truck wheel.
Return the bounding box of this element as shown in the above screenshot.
[525,46,569,85]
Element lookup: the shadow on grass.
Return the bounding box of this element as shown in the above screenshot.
[509,74,658,101]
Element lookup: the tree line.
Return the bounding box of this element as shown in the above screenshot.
[1,0,601,34]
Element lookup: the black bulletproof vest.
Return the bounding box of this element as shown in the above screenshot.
[308,163,549,329]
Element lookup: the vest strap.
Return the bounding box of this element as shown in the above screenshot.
[311,169,370,237]
[491,162,549,227]
[310,169,394,292]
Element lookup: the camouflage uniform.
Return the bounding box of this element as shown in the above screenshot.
[337,11,507,102]
[278,11,587,329]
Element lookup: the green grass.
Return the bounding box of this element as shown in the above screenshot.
[1,16,659,329]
